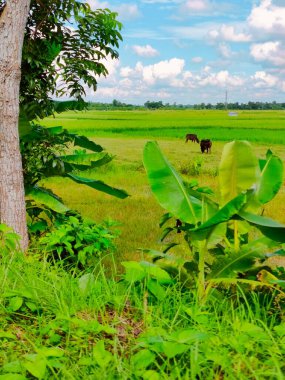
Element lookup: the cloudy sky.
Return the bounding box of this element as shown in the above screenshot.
[87,0,285,105]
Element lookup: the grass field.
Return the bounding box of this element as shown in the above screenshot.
[42,109,285,144]
[1,110,285,379]
[40,109,285,261]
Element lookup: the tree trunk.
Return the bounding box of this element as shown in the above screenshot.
[0,0,31,250]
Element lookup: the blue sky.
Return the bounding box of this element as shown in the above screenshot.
[87,0,285,105]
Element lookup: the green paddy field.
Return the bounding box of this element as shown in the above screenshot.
[42,109,285,260]
[43,109,285,143]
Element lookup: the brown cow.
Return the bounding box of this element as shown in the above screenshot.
[200,139,212,153]
[185,133,199,143]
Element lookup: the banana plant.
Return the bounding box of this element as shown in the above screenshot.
[21,124,128,231]
[143,141,285,302]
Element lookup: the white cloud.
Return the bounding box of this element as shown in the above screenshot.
[88,1,140,21]
[184,0,209,11]
[192,56,203,63]
[199,70,244,87]
[248,0,285,36]
[132,44,159,57]
[251,71,278,88]
[208,24,251,42]
[88,0,109,8]
[120,66,133,78]
[116,4,140,21]
[218,43,234,58]
[141,58,185,84]
[250,41,285,66]
[142,0,181,3]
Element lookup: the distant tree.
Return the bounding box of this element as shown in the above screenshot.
[144,100,164,109]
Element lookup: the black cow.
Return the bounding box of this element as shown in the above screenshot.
[185,133,199,143]
[200,139,212,153]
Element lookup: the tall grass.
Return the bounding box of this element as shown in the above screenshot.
[1,251,285,379]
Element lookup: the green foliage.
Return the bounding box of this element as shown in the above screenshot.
[37,213,116,270]
[1,248,285,379]
[219,140,259,205]
[0,224,20,257]
[21,124,128,234]
[21,0,122,120]
[143,140,285,301]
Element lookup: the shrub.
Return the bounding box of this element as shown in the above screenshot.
[36,212,117,271]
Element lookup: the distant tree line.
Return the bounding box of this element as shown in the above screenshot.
[74,99,285,111]
[193,101,285,110]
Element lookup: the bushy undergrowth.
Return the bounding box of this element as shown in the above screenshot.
[1,248,285,379]
[32,212,117,272]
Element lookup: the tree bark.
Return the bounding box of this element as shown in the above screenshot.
[0,0,31,250]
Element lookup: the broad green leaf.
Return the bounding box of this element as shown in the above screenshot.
[37,347,64,358]
[26,187,69,213]
[257,150,283,204]
[93,341,113,368]
[0,375,26,380]
[239,210,285,242]
[219,141,259,205]
[69,133,104,152]
[161,342,188,358]
[131,349,156,370]
[61,152,113,170]
[78,273,95,294]
[194,192,247,232]
[208,238,270,279]
[140,261,172,283]
[45,126,63,135]
[170,329,208,344]
[67,173,129,199]
[147,279,166,300]
[8,297,23,312]
[142,370,160,380]
[2,360,23,373]
[23,356,47,379]
[143,141,201,224]
[122,261,146,282]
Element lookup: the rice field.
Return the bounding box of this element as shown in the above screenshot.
[42,109,285,144]
[41,109,285,260]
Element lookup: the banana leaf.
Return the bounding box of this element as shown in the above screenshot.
[61,153,113,170]
[208,237,272,279]
[219,141,259,206]
[257,150,283,204]
[194,192,247,232]
[66,173,129,199]
[70,133,103,152]
[239,210,285,243]
[26,186,69,213]
[143,141,201,225]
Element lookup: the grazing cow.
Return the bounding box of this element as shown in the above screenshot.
[200,139,212,153]
[185,133,199,143]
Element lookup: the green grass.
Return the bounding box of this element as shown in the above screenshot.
[1,250,285,379]
[1,110,285,378]
[42,109,285,144]
[41,137,285,262]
